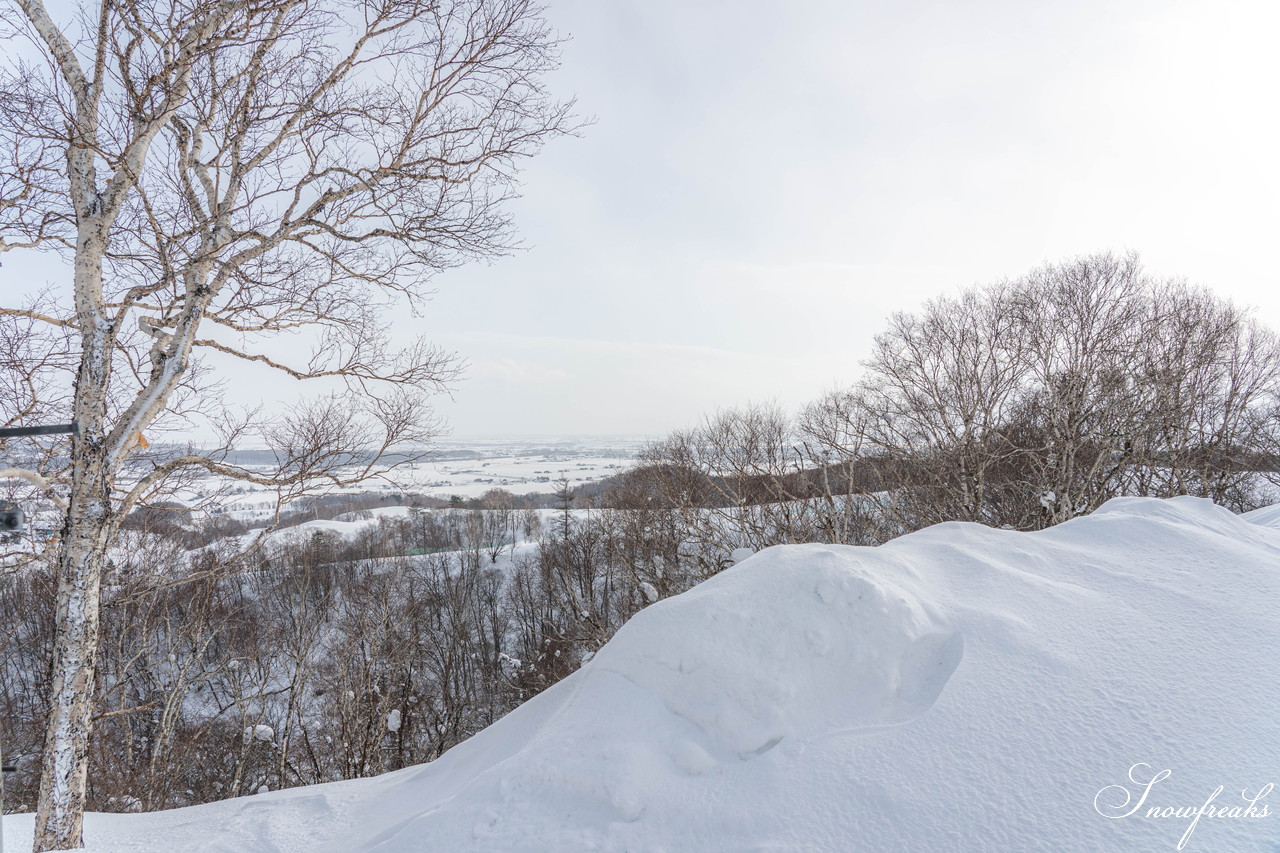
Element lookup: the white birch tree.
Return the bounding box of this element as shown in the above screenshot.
[0,0,574,848]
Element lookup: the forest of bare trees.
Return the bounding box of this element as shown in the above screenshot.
[0,499,667,814]
[639,252,1280,539]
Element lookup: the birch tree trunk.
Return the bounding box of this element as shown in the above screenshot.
[33,142,119,849]
[36,473,110,851]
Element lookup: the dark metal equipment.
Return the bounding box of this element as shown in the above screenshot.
[1,420,77,536]
[0,503,23,533]
[0,422,79,438]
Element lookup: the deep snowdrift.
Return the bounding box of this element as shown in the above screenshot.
[5,496,1278,852]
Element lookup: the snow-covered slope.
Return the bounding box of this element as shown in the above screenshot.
[6,496,1278,852]
[1242,502,1280,530]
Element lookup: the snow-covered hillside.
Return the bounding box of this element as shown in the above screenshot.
[5,496,1278,852]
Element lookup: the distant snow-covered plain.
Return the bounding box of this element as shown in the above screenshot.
[186,435,650,525]
[4,495,1277,851]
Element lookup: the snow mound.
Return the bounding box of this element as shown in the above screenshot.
[589,546,964,758]
[5,496,1278,852]
[243,724,275,744]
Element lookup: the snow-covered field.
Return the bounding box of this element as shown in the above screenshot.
[403,434,646,498]
[4,496,1278,851]
[197,435,647,524]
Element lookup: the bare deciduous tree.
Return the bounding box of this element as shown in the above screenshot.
[0,0,575,847]
[854,285,1030,526]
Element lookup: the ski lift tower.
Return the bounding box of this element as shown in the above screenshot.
[0,421,77,853]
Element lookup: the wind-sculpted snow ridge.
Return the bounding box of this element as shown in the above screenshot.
[5,497,1278,852]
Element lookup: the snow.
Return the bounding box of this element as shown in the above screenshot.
[3,496,1278,851]
[243,725,274,744]
[268,517,373,542]
[331,505,418,522]
[225,506,571,557]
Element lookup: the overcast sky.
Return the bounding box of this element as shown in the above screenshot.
[7,0,1280,439]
